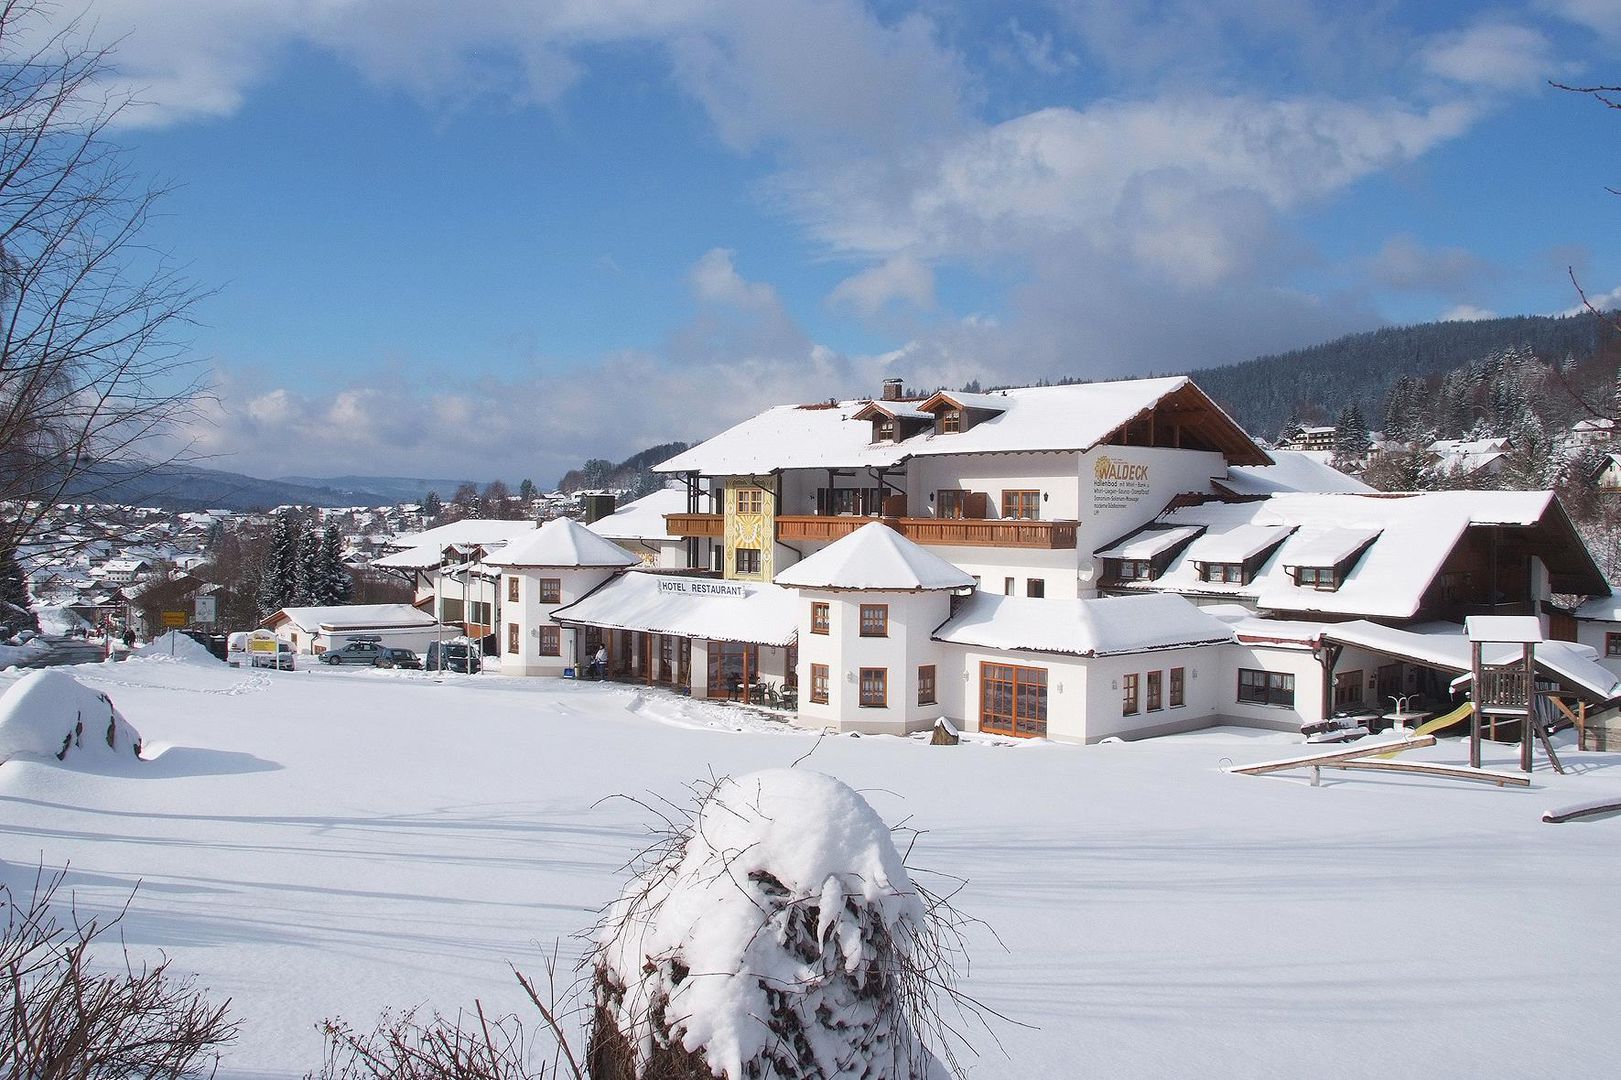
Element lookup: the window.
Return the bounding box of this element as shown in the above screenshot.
[736,488,764,515]
[937,490,966,519]
[918,664,937,706]
[1001,489,1041,520]
[980,663,1047,737]
[1238,668,1295,708]
[1004,576,1015,595]
[810,601,830,635]
[876,418,895,442]
[1203,563,1244,584]
[1026,579,1045,598]
[860,604,888,637]
[1333,670,1364,709]
[859,667,887,707]
[817,487,883,516]
[1169,667,1185,708]
[1146,670,1162,712]
[507,576,520,602]
[1114,559,1152,581]
[1297,566,1336,591]
[538,624,560,656]
[940,408,961,434]
[1608,633,1621,658]
[735,547,762,575]
[809,663,829,704]
[469,601,492,626]
[538,578,561,604]
[1122,673,1140,715]
[507,623,519,654]
[440,597,464,623]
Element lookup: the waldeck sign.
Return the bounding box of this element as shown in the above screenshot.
[657,578,747,599]
[1091,454,1152,511]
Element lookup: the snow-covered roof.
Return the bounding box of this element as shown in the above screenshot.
[1427,438,1508,476]
[1095,526,1202,561]
[933,592,1236,657]
[372,544,447,570]
[265,603,440,632]
[656,377,1268,474]
[1277,527,1382,568]
[1322,620,1620,702]
[387,518,538,551]
[553,571,798,647]
[1574,595,1621,622]
[773,523,976,591]
[1106,491,1598,619]
[1185,525,1296,564]
[1464,615,1543,644]
[1219,450,1373,497]
[586,485,692,544]
[851,400,934,421]
[483,517,638,569]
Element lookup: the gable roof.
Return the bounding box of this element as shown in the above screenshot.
[934,592,1236,657]
[773,522,977,591]
[585,485,690,544]
[263,603,439,632]
[655,376,1270,475]
[1217,449,1373,497]
[387,518,538,551]
[483,517,639,569]
[552,570,798,647]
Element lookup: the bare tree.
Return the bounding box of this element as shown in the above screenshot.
[0,0,206,555]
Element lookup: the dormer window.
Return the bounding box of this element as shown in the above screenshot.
[1297,566,1337,591]
[1115,559,1153,581]
[940,409,961,434]
[875,417,895,442]
[1202,562,1245,584]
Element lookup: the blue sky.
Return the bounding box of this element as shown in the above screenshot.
[66,0,1621,483]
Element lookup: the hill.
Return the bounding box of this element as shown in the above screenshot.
[1191,312,1617,439]
[556,442,690,498]
[56,462,414,510]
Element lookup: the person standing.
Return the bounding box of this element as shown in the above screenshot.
[593,643,608,679]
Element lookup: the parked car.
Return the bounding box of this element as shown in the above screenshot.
[425,640,482,674]
[375,647,422,670]
[320,639,387,666]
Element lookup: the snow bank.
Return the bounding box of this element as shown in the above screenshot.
[134,631,222,664]
[592,769,945,1080]
[0,669,141,765]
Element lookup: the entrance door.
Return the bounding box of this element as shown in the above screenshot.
[1376,663,1403,708]
[707,641,758,699]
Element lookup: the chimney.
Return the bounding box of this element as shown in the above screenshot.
[881,377,904,401]
[583,493,616,524]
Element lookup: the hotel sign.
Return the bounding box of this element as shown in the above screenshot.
[1092,454,1152,511]
[657,579,747,599]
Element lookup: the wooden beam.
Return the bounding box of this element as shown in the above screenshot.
[1229,735,1436,776]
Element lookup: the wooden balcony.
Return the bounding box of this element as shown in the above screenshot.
[664,513,724,538]
[776,515,1077,549]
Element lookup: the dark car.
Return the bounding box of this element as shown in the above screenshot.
[320,639,387,666]
[425,640,482,674]
[375,647,422,669]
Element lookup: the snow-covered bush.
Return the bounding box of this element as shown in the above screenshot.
[0,669,141,765]
[588,769,963,1080]
[134,631,223,664]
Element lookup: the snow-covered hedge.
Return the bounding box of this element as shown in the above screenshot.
[134,631,223,664]
[589,769,951,1080]
[0,669,142,765]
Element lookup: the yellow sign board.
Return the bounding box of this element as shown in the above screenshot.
[247,637,280,654]
[162,611,187,628]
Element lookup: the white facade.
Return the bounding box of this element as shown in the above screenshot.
[793,589,953,736]
[499,566,620,677]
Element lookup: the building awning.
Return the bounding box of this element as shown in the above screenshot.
[553,571,799,647]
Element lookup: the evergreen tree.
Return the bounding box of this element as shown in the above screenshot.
[256,515,302,616]
[1333,402,1371,462]
[294,521,320,605]
[423,490,443,517]
[518,478,538,502]
[316,524,354,605]
[0,546,38,632]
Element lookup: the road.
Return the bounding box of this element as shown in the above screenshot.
[9,635,117,668]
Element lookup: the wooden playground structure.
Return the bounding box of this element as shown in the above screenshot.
[1232,617,1579,789]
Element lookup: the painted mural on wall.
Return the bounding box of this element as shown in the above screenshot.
[1091,454,1152,511]
[724,476,775,581]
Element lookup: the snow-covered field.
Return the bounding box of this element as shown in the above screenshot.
[2,655,1619,1079]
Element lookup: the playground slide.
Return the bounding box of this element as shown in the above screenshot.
[1373,701,1475,759]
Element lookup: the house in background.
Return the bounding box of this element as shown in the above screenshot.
[261,603,455,656]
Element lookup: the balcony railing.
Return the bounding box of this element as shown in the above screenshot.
[776,515,1077,549]
[664,513,724,538]
[664,511,1078,548]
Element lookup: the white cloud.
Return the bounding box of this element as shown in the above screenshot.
[1421,23,1558,92]
[1561,283,1621,316]
[827,255,935,317]
[1370,235,1496,298]
[688,248,779,310]
[1441,304,1497,321]
[1541,0,1621,40]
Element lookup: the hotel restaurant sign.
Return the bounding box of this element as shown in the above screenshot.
[657,578,747,599]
